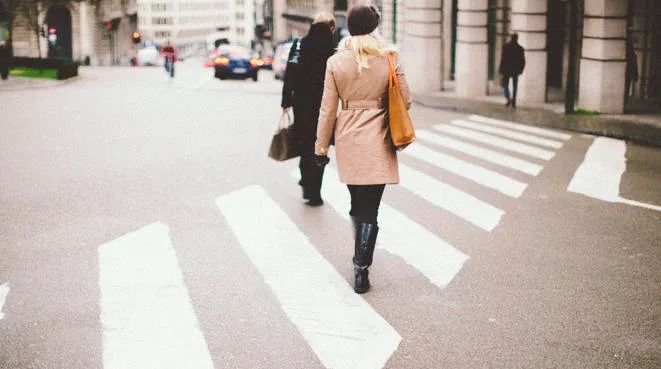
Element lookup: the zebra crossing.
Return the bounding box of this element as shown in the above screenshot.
[98,222,215,369]
[4,115,574,368]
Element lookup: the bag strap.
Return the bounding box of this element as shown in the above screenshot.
[278,110,292,129]
[386,53,398,89]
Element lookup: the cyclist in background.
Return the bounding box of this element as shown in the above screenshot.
[160,41,178,77]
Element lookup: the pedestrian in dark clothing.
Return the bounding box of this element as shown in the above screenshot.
[499,33,525,108]
[0,42,10,80]
[281,12,336,206]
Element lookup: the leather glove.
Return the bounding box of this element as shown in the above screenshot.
[314,154,330,168]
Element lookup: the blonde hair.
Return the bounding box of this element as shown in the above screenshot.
[345,30,396,72]
[312,11,336,29]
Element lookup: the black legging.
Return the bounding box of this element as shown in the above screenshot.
[294,105,324,200]
[347,184,386,225]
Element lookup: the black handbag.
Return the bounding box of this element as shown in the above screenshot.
[268,111,300,161]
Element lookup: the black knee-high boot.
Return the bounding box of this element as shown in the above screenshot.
[352,219,379,294]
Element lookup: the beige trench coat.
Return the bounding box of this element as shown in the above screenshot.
[315,50,411,185]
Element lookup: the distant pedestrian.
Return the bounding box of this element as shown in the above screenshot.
[281,12,337,206]
[314,4,411,294]
[499,33,525,108]
[0,41,9,81]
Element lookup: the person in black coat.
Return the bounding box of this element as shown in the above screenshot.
[281,12,336,206]
[499,33,525,108]
[0,41,9,80]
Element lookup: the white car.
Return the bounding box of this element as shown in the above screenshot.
[273,39,295,80]
[135,46,162,66]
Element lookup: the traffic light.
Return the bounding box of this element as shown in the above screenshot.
[48,27,57,44]
[132,32,141,44]
[107,19,120,32]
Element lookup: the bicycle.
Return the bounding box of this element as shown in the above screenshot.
[164,54,175,78]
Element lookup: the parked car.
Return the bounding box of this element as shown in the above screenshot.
[134,45,162,66]
[213,45,262,81]
[272,39,296,80]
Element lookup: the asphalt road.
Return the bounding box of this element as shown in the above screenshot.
[1,60,660,369]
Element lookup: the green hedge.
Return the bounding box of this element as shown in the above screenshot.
[10,67,58,79]
[10,57,79,80]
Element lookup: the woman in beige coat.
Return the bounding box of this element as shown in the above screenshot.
[314,4,411,294]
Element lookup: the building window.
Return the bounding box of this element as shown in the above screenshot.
[151,3,170,11]
[152,17,172,25]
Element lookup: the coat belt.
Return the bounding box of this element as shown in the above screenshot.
[342,98,385,110]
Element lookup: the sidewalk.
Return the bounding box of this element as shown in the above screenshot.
[413,83,661,148]
[0,75,77,91]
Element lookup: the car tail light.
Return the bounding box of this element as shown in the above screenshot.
[215,57,229,66]
[250,58,264,67]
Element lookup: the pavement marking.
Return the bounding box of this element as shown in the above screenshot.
[416,129,543,176]
[216,185,401,369]
[0,283,9,320]
[568,137,661,212]
[98,222,214,369]
[296,168,470,289]
[452,119,565,149]
[403,142,528,198]
[468,115,573,140]
[399,164,505,231]
[434,124,556,160]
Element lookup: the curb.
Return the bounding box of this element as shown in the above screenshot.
[0,75,79,92]
[412,94,661,148]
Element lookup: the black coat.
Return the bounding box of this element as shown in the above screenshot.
[499,41,525,76]
[280,24,335,154]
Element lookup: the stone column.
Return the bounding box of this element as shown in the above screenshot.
[493,0,510,83]
[455,0,488,97]
[578,0,628,114]
[443,0,453,84]
[79,2,92,61]
[510,0,547,104]
[401,0,443,93]
[272,0,287,41]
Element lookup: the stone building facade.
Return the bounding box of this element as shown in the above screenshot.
[376,0,660,114]
[1,0,138,66]
[270,0,659,114]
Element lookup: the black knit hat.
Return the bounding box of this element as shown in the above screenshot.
[347,4,381,36]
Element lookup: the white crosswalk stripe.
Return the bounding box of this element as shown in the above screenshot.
[452,119,566,149]
[216,185,401,369]
[434,124,556,160]
[468,115,573,140]
[415,129,543,176]
[399,164,505,231]
[98,222,214,369]
[0,283,9,320]
[403,143,528,198]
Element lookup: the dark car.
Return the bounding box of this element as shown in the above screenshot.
[260,56,274,70]
[213,45,262,81]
